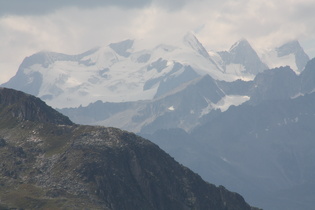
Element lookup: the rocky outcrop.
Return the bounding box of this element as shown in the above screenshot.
[0,88,73,125]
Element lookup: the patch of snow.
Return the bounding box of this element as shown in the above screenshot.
[260,49,298,74]
[225,64,255,81]
[226,63,246,74]
[200,95,250,117]
[291,92,304,99]
[221,157,231,164]
[213,95,250,112]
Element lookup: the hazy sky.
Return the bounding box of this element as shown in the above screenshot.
[1,0,315,84]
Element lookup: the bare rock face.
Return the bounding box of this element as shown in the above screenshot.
[0,87,73,125]
[0,88,258,210]
[218,39,268,75]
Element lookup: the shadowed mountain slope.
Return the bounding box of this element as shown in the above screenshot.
[0,88,257,210]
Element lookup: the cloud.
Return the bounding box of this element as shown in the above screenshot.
[190,0,315,52]
[0,0,196,16]
[0,0,315,84]
[0,0,153,16]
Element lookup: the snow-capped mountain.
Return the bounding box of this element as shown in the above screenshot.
[1,33,310,110]
[216,39,310,77]
[260,40,310,74]
[218,39,269,77]
[61,58,315,210]
[60,61,315,134]
[2,32,235,108]
[1,31,314,210]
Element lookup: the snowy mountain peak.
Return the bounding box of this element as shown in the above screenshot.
[276,40,302,56]
[20,51,73,69]
[261,40,310,73]
[183,31,198,44]
[276,40,310,72]
[183,32,224,74]
[229,38,251,52]
[109,39,134,57]
[183,32,210,59]
[218,39,268,76]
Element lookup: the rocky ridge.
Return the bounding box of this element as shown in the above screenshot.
[0,88,258,210]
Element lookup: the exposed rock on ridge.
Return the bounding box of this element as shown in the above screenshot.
[0,88,73,125]
[0,88,257,210]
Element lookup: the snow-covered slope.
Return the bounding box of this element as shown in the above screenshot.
[217,39,269,79]
[216,39,310,77]
[2,34,310,109]
[260,40,310,74]
[2,33,237,108]
[60,74,252,134]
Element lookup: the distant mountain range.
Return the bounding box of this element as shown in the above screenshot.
[1,32,309,109]
[0,87,258,210]
[58,58,315,209]
[2,32,310,134]
[142,58,315,210]
[143,91,315,210]
[1,32,313,210]
[58,60,314,135]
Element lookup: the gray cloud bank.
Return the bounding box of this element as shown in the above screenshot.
[0,0,149,16]
[0,0,193,16]
[0,0,314,84]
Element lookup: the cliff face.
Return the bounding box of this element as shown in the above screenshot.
[0,88,257,210]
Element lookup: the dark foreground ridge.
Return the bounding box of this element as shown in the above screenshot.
[0,88,258,209]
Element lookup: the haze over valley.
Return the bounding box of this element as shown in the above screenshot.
[1,1,315,209]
